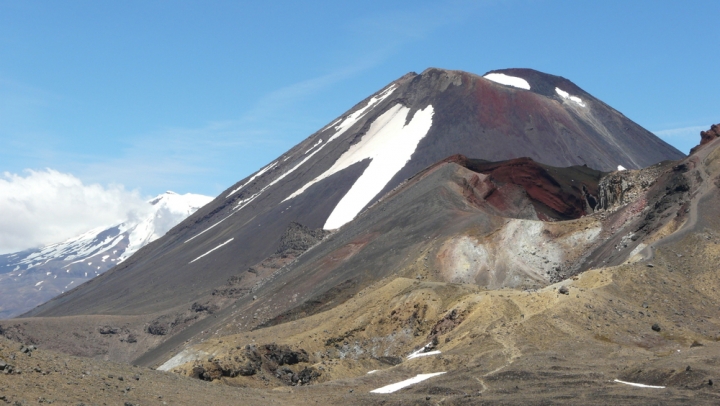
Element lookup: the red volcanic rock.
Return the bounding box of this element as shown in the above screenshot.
[690,123,720,154]
[450,155,604,220]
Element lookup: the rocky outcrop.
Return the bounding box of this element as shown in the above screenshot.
[596,166,663,211]
[276,222,331,256]
[690,123,720,155]
[190,343,319,386]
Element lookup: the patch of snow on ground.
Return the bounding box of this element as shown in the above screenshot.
[370,372,446,394]
[305,139,323,154]
[285,104,434,230]
[184,212,235,243]
[407,342,441,359]
[229,143,329,214]
[189,238,234,264]
[484,73,531,90]
[367,370,378,374]
[555,87,586,107]
[617,165,627,171]
[226,162,277,198]
[34,281,43,286]
[613,379,665,389]
[326,84,397,144]
[322,118,342,132]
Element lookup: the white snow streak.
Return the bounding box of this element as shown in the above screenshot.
[226,162,277,198]
[322,118,342,132]
[230,145,327,213]
[305,139,323,154]
[184,212,234,244]
[407,350,441,359]
[555,87,586,107]
[613,379,665,389]
[327,84,397,144]
[407,343,441,359]
[285,104,434,230]
[484,73,531,90]
[370,372,446,394]
[189,238,234,264]
[617,165,627,171]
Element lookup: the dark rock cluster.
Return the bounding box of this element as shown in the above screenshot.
[276,222,331,256]
[190,343,320,386]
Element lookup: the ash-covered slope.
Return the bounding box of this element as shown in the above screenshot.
[0,192,211,318]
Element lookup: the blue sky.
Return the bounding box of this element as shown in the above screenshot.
[1,0,719,199]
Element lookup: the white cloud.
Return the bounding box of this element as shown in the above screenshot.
[653,125,709,138]
[653,124,709,154]
[0,169,149,254]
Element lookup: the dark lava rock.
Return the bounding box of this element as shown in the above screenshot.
[192,364,223,382]
[98,326,119,335]
[191,302,218,314]
[652,323,662,332]
[559,286,570,295]
[275,366,320,386]
[261,343,309,366]
[145,321,168,336]
[276,222,331,256]
[297,366,321,384]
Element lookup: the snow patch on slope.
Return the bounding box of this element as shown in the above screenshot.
[370,372,446,394]
[407,343,441,359]
[555,87,586,107]
[284,103,434,230]
[226,162,277,198]
[189,238,234,264]
[484,73,531,90]
[326,84,397,143]
[305,139,323,154]
[613,379,665,389]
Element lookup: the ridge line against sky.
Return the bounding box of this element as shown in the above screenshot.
[0,0,719,253]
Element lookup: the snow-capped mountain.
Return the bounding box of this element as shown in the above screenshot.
[0,191,212,318]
